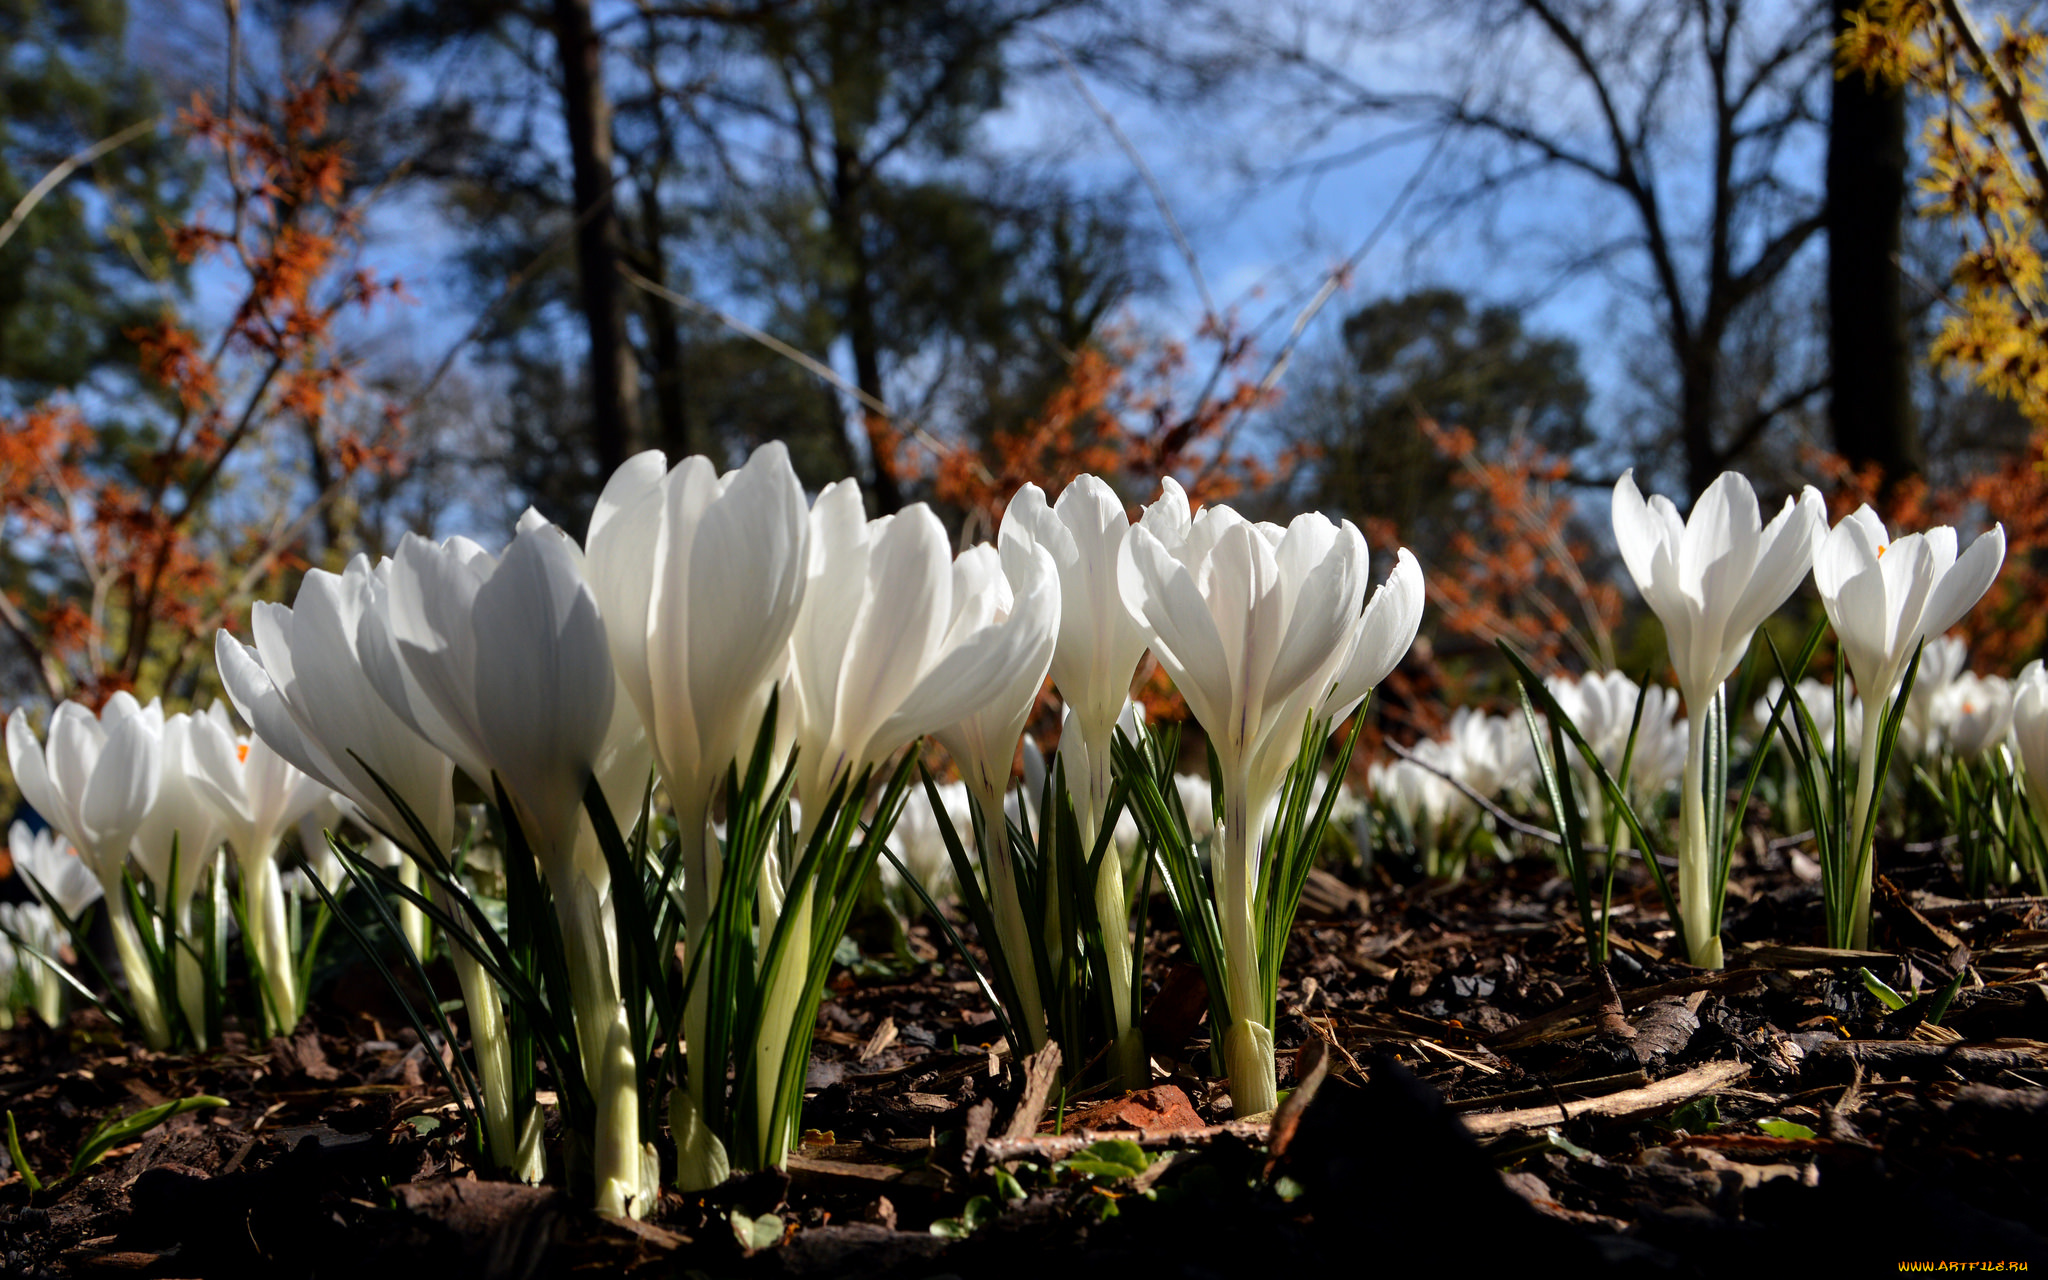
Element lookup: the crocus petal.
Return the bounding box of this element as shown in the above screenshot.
[683,443,808,781]
[1137,476,1191,547]
[585,450,669,757]
[216,629,342,796]
[833,505,953,767]
[1326,548,1425,717]
[1265,516,1368,706]
[1680,471,1762,620]
[472,524,617,859]
[387,535,496,787]
[1610,470,1667,596]
[79,707,160,855]
[1920,524,2005,643]
[6,711,64,841]
[1725,487,1824,642]
[1120,524,1232,734]
[923,543,1062,798]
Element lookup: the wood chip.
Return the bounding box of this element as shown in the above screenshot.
[1459,1061,1751,1137]
[1267,1041,1329,1164]
[1001,1041,1063,1141]
[977,1120,1269,1165]
[1811,1038,2048,1075]
[1449,1070,1650,1113]
[858,1017,898,1063]
[1410,1035,1502,1075]
[1736,944,1896,969]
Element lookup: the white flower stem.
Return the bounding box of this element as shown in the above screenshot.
[1093,854,1145,1090]
[395,857,429,959]
[752,881,812,1166]
[676,797,717,1114]
[979,782,1047,1054]
[1217,777,1276,1116]
[1075,745,1143,1092]
[171,857,210,1048]
[1846,703,1887,950]
[672,797,730,1192]
[753,794,841,1172]
[107,895,172,1050]
[554,868,642,1217]
[1679,709,1723,969]
[30,966,62,1028]
[591,1001,643,1217]
[242,844,298,1036]
[446,936,524,1176]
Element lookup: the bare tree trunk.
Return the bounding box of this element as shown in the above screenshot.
[832,160,904,514]
[1680,343,1723,500]
[1828,3,1920,493]
[636,180,691,462]
[551,0,640,475]
[631,10,689,463]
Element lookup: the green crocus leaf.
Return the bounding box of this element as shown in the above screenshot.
[1756,1118,1817,1140]
[1056,1138,1150,1180]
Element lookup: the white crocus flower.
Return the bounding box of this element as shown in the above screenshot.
[884,778,971,904]
[1612,469,1824,968]
[1812,505,2004,948]
[295,796,351,901]
[130,711,230,1044]
[1173,771,1218,842]
[1442,708,1531,801]
[1630,700,1690,801]
[188,706,329,1036]
[1000,475,1184,1088]
[1942,673,2015,760]
[1001,476,1169,837]
[1546,672,1687,809]
[366,517,641,1217]
[216,561,460,854]
[1120,503,1411,1115]
[1754,677,1862,751]
[9,821,102,919]
[1546,672,1637,777]
[0,902,65,1027]
[2011,662,2048,823]
[1904,635,1971,759]
[216,558,535,1187]
[788,487,1052,825]
[377,522,615,868]
[1369,756,1456,848]
[759,488,1058,1159]
[930,539,1061,1056]
[7,695,171,1047]
[582,443,808,1193]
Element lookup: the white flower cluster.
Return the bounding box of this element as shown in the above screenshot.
[4,695,340,1046]
[0,823,80,1028]
[3,442,1430,1200]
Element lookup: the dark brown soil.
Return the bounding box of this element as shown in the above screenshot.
[5,838,2047,1278]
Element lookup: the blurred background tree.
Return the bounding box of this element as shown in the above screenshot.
[1,0,195,400]
[1274,287,1591,564]
[357,0,1158,526]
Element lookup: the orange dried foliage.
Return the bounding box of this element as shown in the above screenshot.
[1,65,403,710]
[926,333,1276,544]
[1407,419,1620,692]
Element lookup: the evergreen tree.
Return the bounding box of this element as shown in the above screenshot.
[0,0,193,403]
[1280,288,1591,560]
